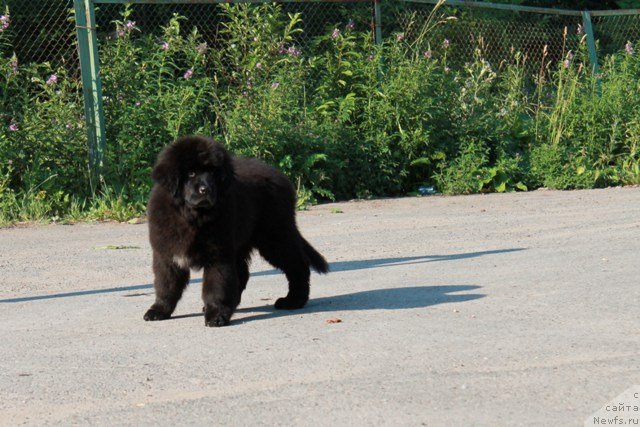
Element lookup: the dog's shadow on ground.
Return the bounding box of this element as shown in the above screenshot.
[169,249,517,323]
[251,248,524,277]
[171,285,484,324]
[0,248,521,304]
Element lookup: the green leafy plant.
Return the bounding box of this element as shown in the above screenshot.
[1,4,640,226]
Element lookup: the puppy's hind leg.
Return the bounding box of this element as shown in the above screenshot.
[276,265,310,310]
[144,254,190,321]
[237,256,250,301]
[258,238,311,310]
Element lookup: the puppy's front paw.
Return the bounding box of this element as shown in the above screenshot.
[204,306,231,327]
[143,307,170,321]
[275,295,308,310]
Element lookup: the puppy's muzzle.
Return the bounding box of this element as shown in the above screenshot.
[186,180,215,208]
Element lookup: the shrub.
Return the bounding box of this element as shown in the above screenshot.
[1,3,639,224]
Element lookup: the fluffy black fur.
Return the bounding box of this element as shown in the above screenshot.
[144,136,329,327]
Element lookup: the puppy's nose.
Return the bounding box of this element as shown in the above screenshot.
[198,185,208,195]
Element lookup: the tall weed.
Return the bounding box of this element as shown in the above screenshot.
[1,4,640,225]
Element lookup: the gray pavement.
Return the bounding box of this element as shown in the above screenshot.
[0,188,639,426]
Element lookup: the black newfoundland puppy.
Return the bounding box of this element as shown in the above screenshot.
[144,136,329,327]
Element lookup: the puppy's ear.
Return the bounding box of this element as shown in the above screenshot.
[214,145,235,191]
[151,148,181,198]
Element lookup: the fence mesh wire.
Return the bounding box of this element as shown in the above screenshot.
[96,1,372,52]
[396,3,582,71]
[4,0,640,74]
[394,3,640,72]
[86,1,376,87]
[3,0,78,69]
[92,1,375,57]
[592,13,640,54]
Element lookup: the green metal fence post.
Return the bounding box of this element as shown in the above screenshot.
[373,0,383,46]
[372,0,385,82]
[581,10,600,75]
[74,0,106,192]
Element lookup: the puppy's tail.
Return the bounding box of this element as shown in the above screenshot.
[302,238,329,274]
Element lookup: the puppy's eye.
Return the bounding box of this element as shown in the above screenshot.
[188,172,195,178]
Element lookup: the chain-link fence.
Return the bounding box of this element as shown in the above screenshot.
[592,12,640,54]
[395,3,582,69]
[2,0,640,180]
[93,1,375,46]
[4,0,640,72]
[91,0,376,75]
[2,0,78,69]
[394,1,640,72]
[2,0,376,72]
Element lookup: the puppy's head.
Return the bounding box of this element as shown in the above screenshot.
[152,136,233,209]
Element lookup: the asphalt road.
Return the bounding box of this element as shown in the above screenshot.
[1,188,639,426]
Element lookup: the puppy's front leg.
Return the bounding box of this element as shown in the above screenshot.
[144,254,190,321]
[202,260,240,327]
